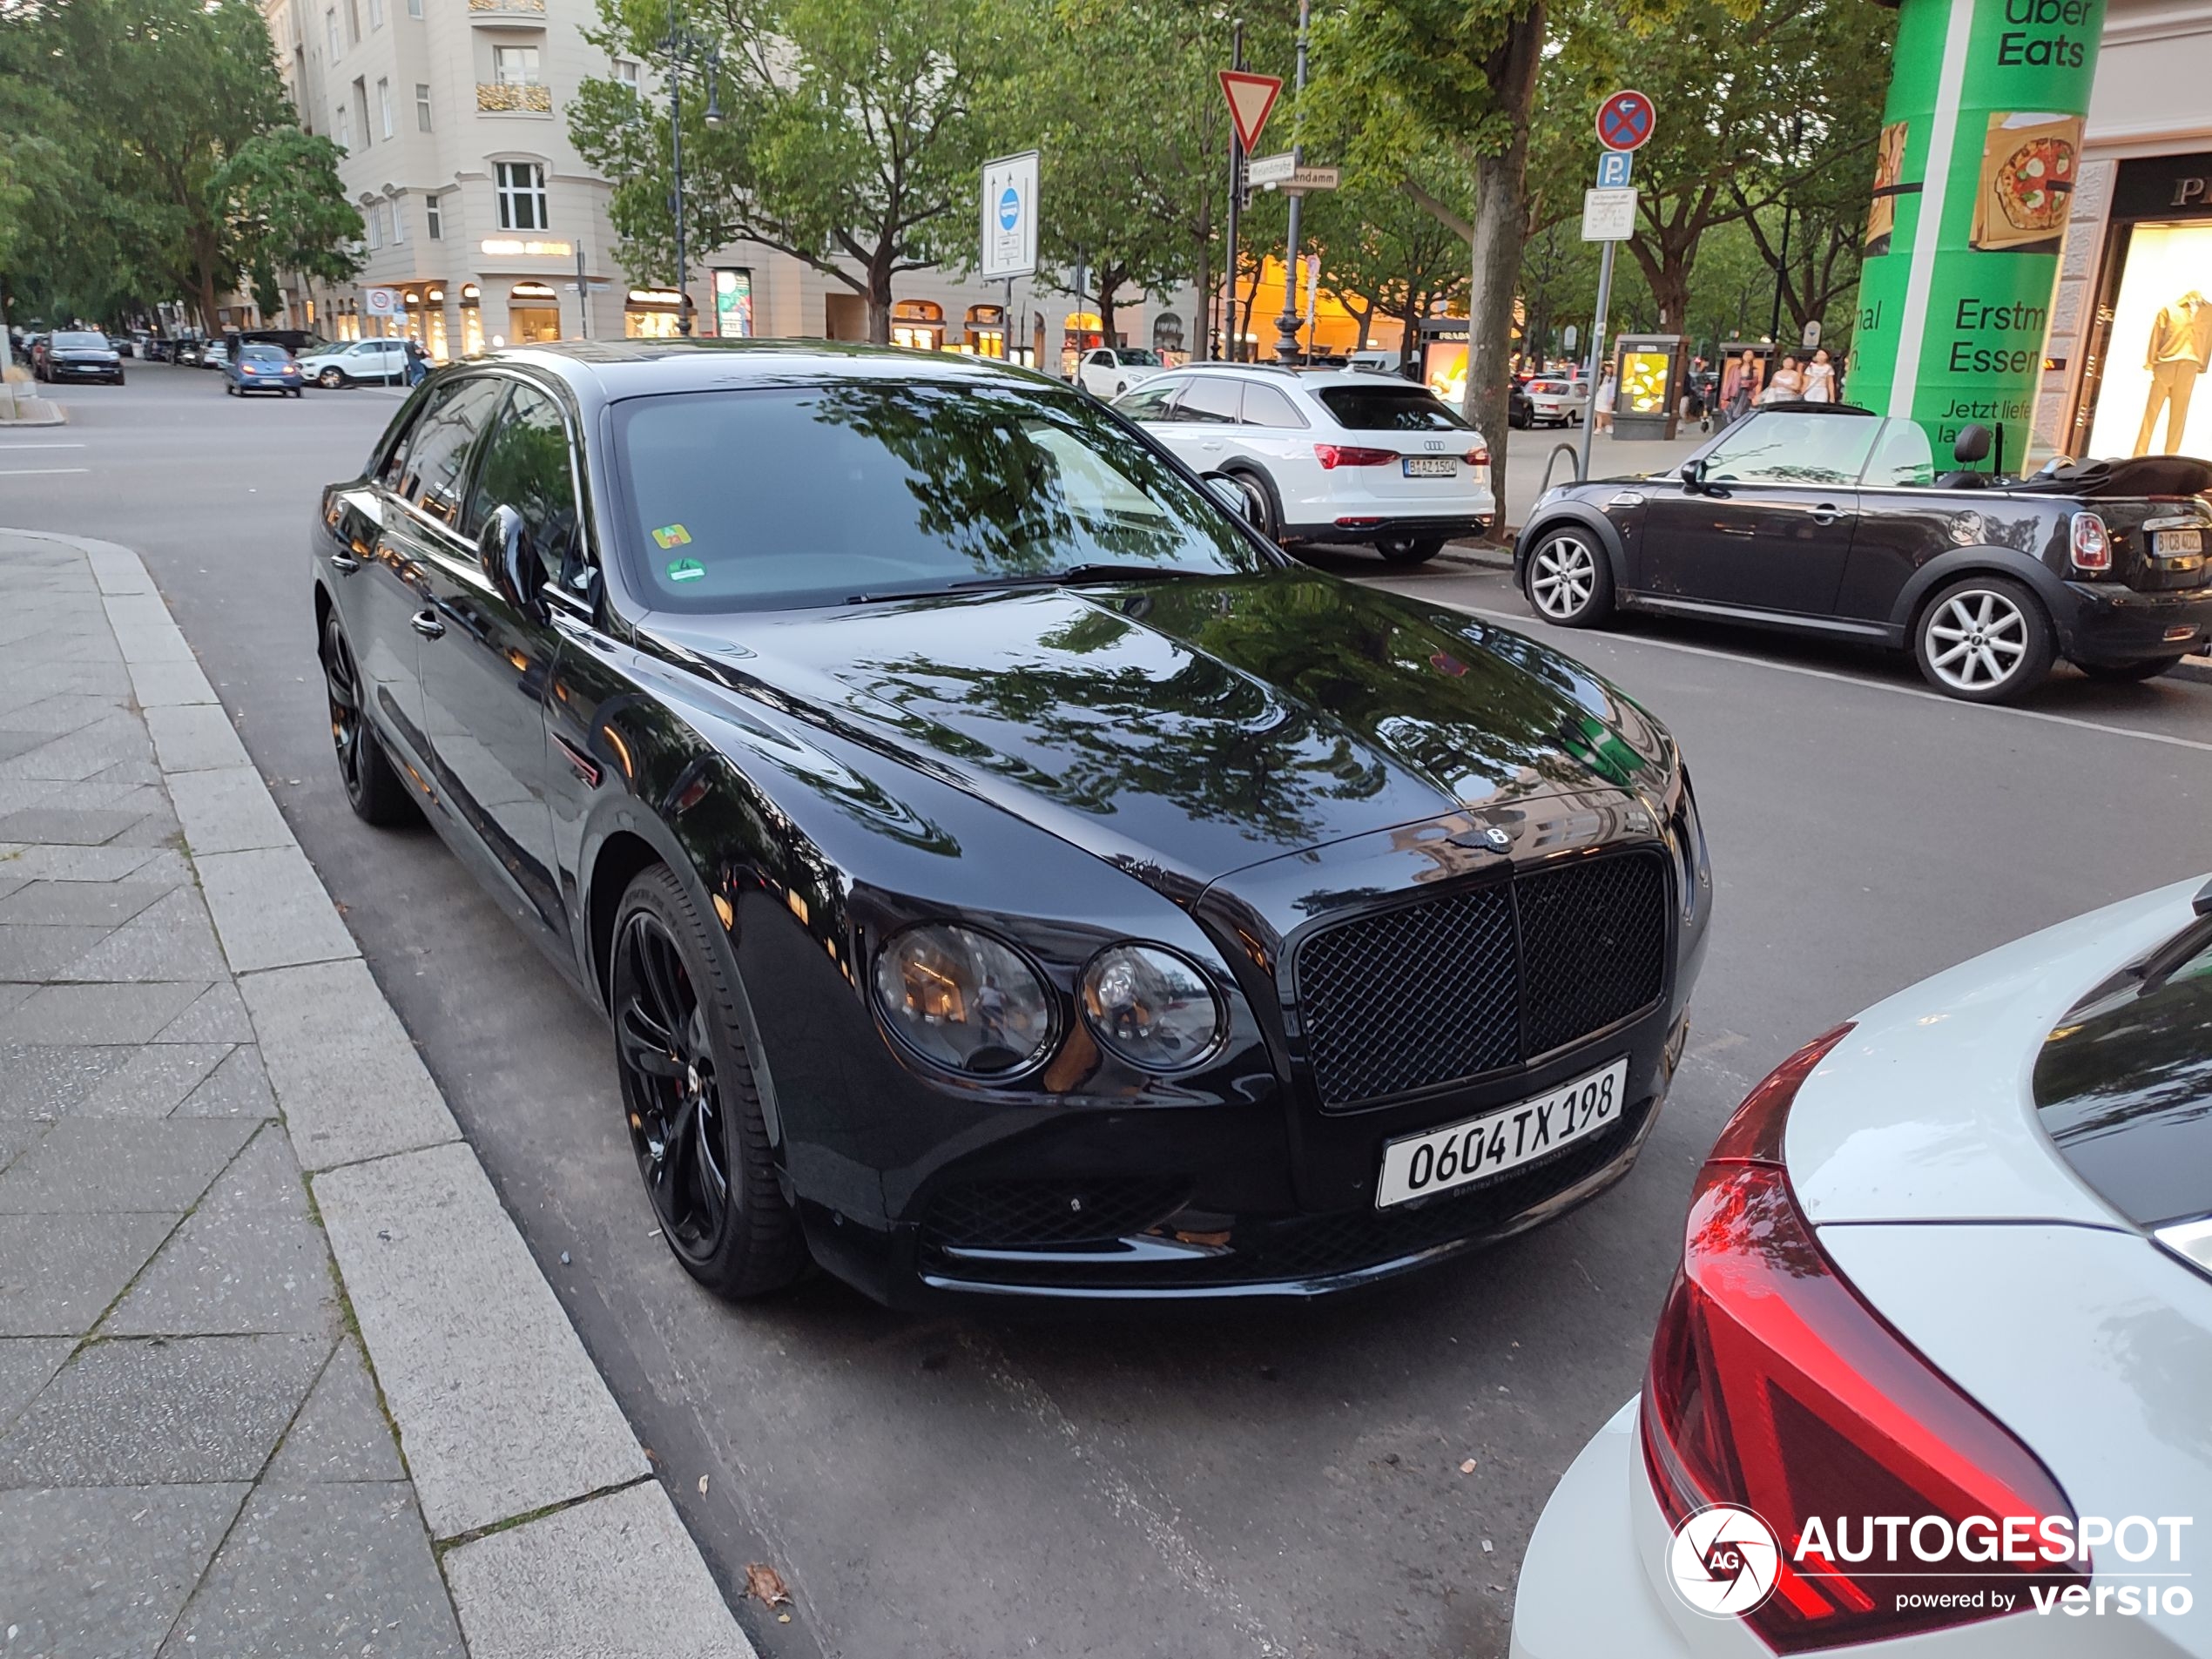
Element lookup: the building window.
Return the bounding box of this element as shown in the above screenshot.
[415,82,432,131]
[346,0,360,44]
[494,161,548,232]
[493,45,542,85]
[353,78,368,143]
[891,298,945,352]
[336,102,351,149]
[325,6,338,57]
[368,0,382,26]
[460,283,483,355]
[613,58,639,96]
[377,78,393,138]
[407,0,421,15]
[424,192,442,239]
[365,201,381,250]
[390,193,406,244]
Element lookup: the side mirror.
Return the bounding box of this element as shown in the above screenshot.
[1679,458,1706,490]
[478,503,543,619]
[1200,470,1255,523]
[1953,422,1993,467]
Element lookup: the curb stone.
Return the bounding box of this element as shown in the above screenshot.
[25,529,758,1657]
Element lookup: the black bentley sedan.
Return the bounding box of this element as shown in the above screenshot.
[1514,403,2212,702]
[312,341,1710,1306]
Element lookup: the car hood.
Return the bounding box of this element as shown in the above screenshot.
[643,571,1676,891]
[1787,876,2205,1229]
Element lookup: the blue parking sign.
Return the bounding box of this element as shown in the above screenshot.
[1596,151,1633,189]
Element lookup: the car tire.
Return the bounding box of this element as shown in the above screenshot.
[320,610,418,827]
[1375,533,1448,565]
[2079,655,2185,683]
[224,382,236,395]
[610,863,807,1300]
[1522,524,1614,626]
[1912,575,2054,703]
[319,368,344,389]
[1222,467,1281,543]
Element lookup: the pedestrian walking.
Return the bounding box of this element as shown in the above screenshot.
[1717,348,1760,428]
[1594,364,1617,435]
[1801,347,1837,404]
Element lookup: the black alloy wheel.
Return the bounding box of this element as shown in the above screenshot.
[2079,656,2185,683]
[320,611,416,826]
[1375,532,1448,565]
[611,865,804,1298]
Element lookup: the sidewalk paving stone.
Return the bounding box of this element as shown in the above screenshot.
[265,1336,405,1486]
[73,1042,233,1117]
[0,1483,249,1657]
[168,765,297,855]
[0,1116,254,1213]
[0,981,208,1046]
[172,1043,278,1118]
[144,703,253,775]
[0,1043,138,1116]
[0,1213,179,1338]
[59,886,232,982]
[0,1339,73,1427]
[152,981,254,1045]
[197,845,360,972]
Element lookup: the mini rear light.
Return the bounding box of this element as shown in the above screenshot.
[1314,443,1396,469]
[1642,1022,2087,1651]
[2070,510,2111,571]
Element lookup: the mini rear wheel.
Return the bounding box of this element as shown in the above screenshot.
[1913,576,2053,702]
[1522,525,1613,626]
[611,865,806,1299]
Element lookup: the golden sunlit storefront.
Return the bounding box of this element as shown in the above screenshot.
[892,299,946,351]
[624,287,687,339]
[507,282,562,346]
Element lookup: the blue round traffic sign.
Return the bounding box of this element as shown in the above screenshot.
[998,185,1021,232]
[1596,89,1656,152]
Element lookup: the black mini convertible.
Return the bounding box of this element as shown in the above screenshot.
[313,341,1710,1306]
[1514,404,2212,701]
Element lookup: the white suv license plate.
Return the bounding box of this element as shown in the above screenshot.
[1402,455,1457,477]
[1375,1057,1629,1210]
[2153,528,2203,558]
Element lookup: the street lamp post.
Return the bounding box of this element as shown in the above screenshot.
[1271,0,1312,365]
[656,24,724,338]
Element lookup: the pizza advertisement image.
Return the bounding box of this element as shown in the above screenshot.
[1864,119,1910,256]
[1968,111,2083,253]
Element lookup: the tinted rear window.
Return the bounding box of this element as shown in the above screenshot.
[612,380,1263,611]
[1316,388,1469,431]
[241,346,290,362]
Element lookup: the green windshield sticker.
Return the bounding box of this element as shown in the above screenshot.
[665,557,705,583]
[651,523,693,550]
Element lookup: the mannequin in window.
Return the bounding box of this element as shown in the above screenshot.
[2135,290,2211,456]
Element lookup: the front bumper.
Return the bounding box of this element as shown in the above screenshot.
[51,361,121,381]
[2054,580,2212,664]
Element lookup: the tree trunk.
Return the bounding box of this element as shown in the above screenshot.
[1463,0,1545,529]
[866,257,894,345]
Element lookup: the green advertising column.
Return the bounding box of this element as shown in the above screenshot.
[1847,0,2103,471]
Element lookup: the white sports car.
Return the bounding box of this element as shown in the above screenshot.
[1512,874,2212,1656]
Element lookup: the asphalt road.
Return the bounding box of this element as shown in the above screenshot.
[8,363,2209,1659]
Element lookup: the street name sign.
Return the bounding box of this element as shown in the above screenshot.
[980,151,1039,280]
[1595,89,1656,152]
[1218,71,1283,154]
[1248,153,1339,193]
[1596,149,1633,189]
[1581,186,1637,242]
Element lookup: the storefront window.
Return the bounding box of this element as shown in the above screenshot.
[460,284,483,356]
[2086,224,2212,459]
[892,298,944,351]
[1152,313,1185,364]
[1061,311,1103,380]
[424,287,448,361]
[963,303,1004,358]
[713,268,752,338]
[509,282,561,345]
[625,287,685,339]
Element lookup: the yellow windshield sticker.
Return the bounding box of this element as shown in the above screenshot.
[651,523,693,550]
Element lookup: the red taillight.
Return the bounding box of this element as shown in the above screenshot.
[1313,443,1395,469]
[2070,511,2111,571]
[1641,1024,2086,1651]
[1465,446,1490,466]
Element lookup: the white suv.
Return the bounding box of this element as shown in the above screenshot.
[297,338,409,388]
[1113,365,1494,563]
[1076,346,1167,399]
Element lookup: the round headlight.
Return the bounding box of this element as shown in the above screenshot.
[872,924,1055,1077]
[1079,945,1224,1072]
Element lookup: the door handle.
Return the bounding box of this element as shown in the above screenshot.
[409,609,446,639]
[327,550,360,572]
[1809,504,1845,525]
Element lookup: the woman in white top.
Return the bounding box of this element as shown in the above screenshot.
[1764,354,1805,403]
[1800,347,1837,403]
[1594,367,1618,435]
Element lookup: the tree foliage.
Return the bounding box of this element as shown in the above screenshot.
[0,0,361,329]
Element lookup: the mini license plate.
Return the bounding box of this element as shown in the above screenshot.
[2153,528,2203,560]
[1375,1057,1629,1209]
[1402,455,1458,477]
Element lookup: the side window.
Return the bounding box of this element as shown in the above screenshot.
[396,376,504,528]
[373,391,432,489]
[1240,382,1305,429]
[465,383,580,578]
[1174,375,1244,425]
[1865,419,1936,488]
[1114,380,1182,422]
[1701,412,1879,487]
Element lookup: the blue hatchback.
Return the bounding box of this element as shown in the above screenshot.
[225,343,305,398]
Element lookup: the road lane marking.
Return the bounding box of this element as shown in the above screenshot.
[0,467,91,476]
[1426,597,2212,757]
[0,442,87,450]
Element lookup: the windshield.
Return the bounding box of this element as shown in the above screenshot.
[1114,348,1162,366]
[54,332,106,350]
[613,380,1268,612]
[1316,386,1471,431]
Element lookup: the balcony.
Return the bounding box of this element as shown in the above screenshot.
[467,0,544,12]
[477,81,552,113]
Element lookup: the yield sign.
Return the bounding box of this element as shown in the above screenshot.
[1219,71,1284,154]
[1596,88,1656,152]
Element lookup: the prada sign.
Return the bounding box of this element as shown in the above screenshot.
[2112,151,2212,221]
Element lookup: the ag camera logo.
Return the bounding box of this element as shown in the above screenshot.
[1669,1504,1782,1617]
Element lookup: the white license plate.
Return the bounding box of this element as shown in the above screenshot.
[1375,1057,1629,1209]
[1402,455,1457,477]
[2154,529,2203,558]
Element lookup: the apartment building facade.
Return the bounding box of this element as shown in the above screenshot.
[260,0,1195,370]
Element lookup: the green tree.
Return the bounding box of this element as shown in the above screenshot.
[218,127,365,322]
[571,0,1022,343]
[1302,180,1471,363]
